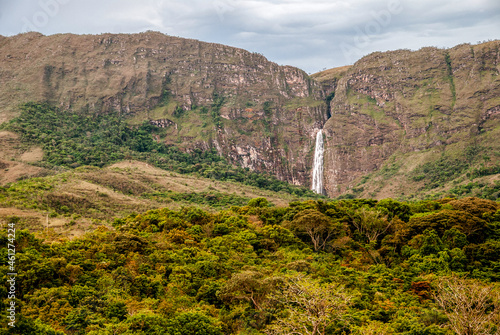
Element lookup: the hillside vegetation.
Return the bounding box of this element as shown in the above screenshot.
[0,158,318,238]
[1,196,500,334]
[2,102,319,198]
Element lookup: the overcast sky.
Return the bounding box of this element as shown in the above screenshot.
[0,0,499,73]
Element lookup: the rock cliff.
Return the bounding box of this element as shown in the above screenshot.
[1,32,499,198]
[318,41,500,198]
[0,31,328,187]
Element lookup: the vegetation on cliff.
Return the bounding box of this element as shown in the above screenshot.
[2,103,319,198]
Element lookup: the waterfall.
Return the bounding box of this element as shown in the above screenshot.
[311,130,324,194]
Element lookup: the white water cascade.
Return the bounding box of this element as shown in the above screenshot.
[311,130,324,194]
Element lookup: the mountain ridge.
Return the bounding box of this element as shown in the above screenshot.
[320,41,500,199]
[1,31,499,200]
[0,31,328,188]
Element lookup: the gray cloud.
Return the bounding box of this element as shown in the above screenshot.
[0,0,498,73]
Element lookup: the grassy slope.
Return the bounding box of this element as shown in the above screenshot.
[0,160,311,240]
[310,65,352,83]
[0,131,46,184]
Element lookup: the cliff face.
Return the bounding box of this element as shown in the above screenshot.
[320,41,500,198]
[0,32,328,186]
[1,32,499,198]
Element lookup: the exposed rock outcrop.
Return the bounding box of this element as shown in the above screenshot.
[319,41,500,197]
[1,32,499,198]
[0,31,328,187]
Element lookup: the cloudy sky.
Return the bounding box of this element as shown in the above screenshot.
[0,0,499,73]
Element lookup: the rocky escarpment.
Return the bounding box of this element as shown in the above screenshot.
[1,32,499,198]
[320,41,500,197]
[0,31,328,186]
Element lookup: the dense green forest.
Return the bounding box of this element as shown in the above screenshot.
[2,103,319,198]
[1,196,500,334]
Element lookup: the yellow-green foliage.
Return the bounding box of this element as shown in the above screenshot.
[1,197,499,334]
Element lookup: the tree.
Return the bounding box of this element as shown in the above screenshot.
[434,276,500,335]
[376,198,412,222]
[448,197,498,219]
[289,209,344,251]
[218,269,280,310]
[408,209,487,244]
[350,206,392,244]
[264,275,351,335]
[356,320,394,335]
[168,312,223,335]
[248,197,270,208]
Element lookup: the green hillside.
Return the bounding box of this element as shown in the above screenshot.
[1,197,499,334]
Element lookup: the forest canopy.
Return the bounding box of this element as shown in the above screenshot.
[1,196,499,334]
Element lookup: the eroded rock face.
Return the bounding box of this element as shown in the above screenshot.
[1,32,498,197]
[322,42,500,197]
[0,32,321,112]
[0,31,328,186]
